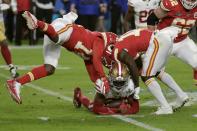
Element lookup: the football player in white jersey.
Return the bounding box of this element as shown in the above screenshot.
[124,0,160,31]
[73,62,139,115]
[147,0,197,86]
[0,0,18,78]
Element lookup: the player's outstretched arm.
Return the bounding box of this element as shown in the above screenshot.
[147,7,168,30]
[84,60,100,83]
[119,49,139,88]
[92,38,110,94]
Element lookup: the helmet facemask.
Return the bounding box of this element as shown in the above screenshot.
[180,0,197,10]
[109,62,130,93]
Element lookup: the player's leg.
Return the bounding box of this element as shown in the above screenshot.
[172,37,197,86]
[22,11,77,45]
[156,70,189,111]
[6,36,61,104]
[0,21,19,78]
[141,28,176,114]
[73,87,93,110]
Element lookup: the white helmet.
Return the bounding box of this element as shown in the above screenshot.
[109,62,129,93]
[180,0,197,10]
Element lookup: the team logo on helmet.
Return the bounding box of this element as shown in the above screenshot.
[109,62,129,93]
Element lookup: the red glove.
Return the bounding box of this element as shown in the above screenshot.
[119,102,129,114]
[95,77,110,94]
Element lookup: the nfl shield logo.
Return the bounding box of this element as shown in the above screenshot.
[194,12,197,19]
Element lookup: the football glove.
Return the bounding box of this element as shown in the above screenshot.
[119,102,128,114]
[95,77,110,94]
[133,87,140,100]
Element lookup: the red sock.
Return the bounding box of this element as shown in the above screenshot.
[0,44,12,65]
[37,20,58,42]
[194,70,197,80]
[16,65,48,85]
[80,95,91,108]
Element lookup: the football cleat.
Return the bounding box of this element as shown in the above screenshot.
[6,79,22,104]
[9,66,19,78]
[172,94,189,112]
[22,11,38,30]
[154,106,173,115]
[73,87,82,108]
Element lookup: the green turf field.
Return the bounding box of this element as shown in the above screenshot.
[0,46,197,131]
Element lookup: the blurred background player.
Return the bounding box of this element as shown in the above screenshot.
[0,0,18,78]
[147,0,197,86]
[73,62,139,115]
[123,0,160,32]
[70,0,107,31]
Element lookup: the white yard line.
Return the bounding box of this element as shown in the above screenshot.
[112,115,163,131]
[0,65,70,70]
[9,45,43,50]
[0,73,163,131]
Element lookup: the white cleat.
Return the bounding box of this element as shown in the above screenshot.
[6,79,22,104]
[22,11,38,30]
[172,93,189,112]
[154,106,173,115]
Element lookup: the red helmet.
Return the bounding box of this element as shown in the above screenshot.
[100,32,117,47]
[102,44,115,68]
[180,0,197,9]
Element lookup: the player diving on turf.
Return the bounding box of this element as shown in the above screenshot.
[73,62,139,115]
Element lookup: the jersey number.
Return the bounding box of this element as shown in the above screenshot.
[172,18,196,36]
[139,9,154,23]
[74,41,92,60]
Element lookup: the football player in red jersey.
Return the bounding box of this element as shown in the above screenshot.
[5,11,118,104]
[73,62,139,115]
[147,0,197,85]
[102,28,189,115]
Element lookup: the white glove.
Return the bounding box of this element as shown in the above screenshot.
[95,77,110,95]
[133,87,140,100]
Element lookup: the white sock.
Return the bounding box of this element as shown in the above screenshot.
[146,78,170,108]
[8,64,14,68]
[158,72,186,98]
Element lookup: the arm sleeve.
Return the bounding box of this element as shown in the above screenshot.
[118,49,139,87]
[84,60,100,82]
[92,38,106,78]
